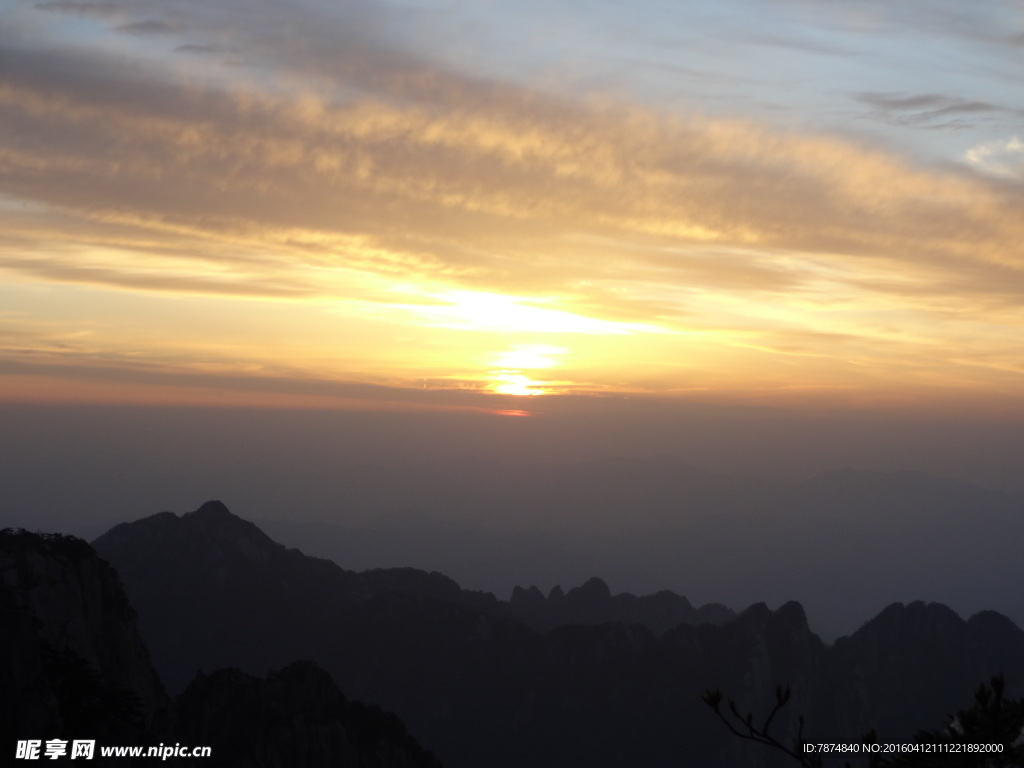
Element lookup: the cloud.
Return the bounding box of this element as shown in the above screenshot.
[0,253,315,299]
[0,350,529,413]
[745,32,861,57]
[34,1,122,18]
[174,44,231,56]
[854,92,997,114]
[114,20,183,36]
[965,135,1024,179]
[3,7,1024,408]
[852,91,1005,130]
[2,35,1023,314]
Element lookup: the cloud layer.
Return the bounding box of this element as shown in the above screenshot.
[2,0,1024,409]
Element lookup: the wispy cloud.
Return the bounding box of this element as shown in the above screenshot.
[852,91,1005,130]
[0,253,316,299]
[174,44,232,56]
[745,32,861,57]
[854,92,998,114]
[34,1,122,18]
[114,20,183,36]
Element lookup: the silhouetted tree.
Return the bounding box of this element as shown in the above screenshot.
[884,676,1024,767]
[702,676,1024,768]
[701,684,874,768]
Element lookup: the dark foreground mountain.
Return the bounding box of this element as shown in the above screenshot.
[92,501,1024,768]
[0,529,168,746]
[176,661,442,768]
[0,528,441,767]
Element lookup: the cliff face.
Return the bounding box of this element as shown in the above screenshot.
[0,529,168,738]
[0,580,63,741]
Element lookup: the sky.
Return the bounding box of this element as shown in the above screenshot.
[4,1,1024,633]
[2,0,1024,416]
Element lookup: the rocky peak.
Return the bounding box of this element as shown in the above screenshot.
[193,499,232,517]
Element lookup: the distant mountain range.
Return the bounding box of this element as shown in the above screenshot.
[74,500,1024,768]
[246,458,1024,639]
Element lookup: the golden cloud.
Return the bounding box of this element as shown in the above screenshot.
[2,32,1024,407]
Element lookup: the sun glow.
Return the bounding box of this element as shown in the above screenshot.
[494,345,565,369]
[490,371,547,396]
[396,289,663,335]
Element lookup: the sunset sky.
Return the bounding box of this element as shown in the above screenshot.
[2,0,1024,415]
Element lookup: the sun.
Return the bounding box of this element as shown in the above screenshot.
[485,345,563,395]
[490,372,546,396]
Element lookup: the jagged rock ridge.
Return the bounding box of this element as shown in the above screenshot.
[508,576,733,634]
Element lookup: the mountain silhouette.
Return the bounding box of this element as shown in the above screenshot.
[1,526,442,767]
[90,501,1024,768]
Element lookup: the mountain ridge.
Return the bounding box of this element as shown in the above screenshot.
[238,458,1024,638]
[91,500,1024,768]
